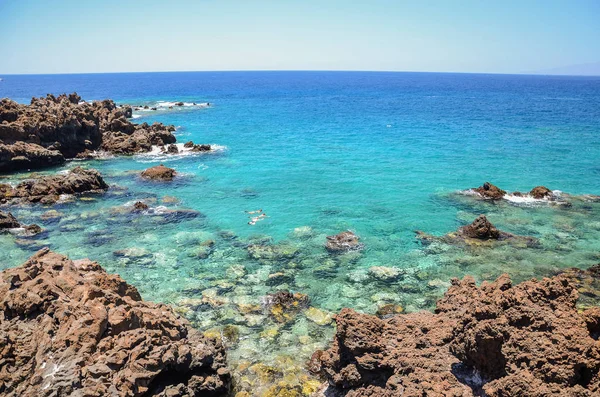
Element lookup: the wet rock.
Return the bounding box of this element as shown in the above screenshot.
[376,303,404,318]
[0,166,108,205]
[0,248,230,396]
[141,164,176,181]
[247,243,299,261]
[191,144,212,152]
[305,307,333,326]
[530,185,553,199]
[263,290,309,323]
[417,215,540,248]
[0,141,64,172]
[0,210,20,229]
[184,141,194,148]
[175,102,185,106]
[325,230,364,253]
[368,265,403,281]
[167,143,179,154]
[311,273,600,396]
[0,94,176,170]
[132,201,149,211]
[473,181,507,200]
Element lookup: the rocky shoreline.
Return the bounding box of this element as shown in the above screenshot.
[1,93,599,396]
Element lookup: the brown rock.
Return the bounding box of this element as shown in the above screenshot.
[0,210,21,229]
[530,185,552,199]
[0,166,108,204]
[326,230,364,253]
[183,141,194,148]
[473,182,507,200]
[458,214,500,239]
[167,144,179,154]
[133,201,149,211]
[312,273,600,396]
[0,249,230,396]
[0,94,177,171]
[141,164,176,181]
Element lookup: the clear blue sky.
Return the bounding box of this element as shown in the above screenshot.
[1,0,599,74]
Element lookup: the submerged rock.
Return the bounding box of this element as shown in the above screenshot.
[0,166,108,204]
[325,230,364,253]
[263,290,309,323]
[0,248,230,396]
[417,215,539,248]
[141,164,176,181]
[311,273,600,396]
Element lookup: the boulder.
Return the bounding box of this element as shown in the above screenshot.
[141,164,176,181]
[0,249,230,396]
[530,185,553,199]
[0,167,108,204]
[133,201,149,211]
[326,230,364,253]
[311,273,600,396]
[473,182,506,200]
[0,210,21,229]
[0,141,65,172]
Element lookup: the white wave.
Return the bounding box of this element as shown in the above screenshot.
[131,114,142,119]
[504,190,567,206]
[134,143,227,163]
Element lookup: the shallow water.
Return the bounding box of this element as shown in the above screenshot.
[1,72,600,394]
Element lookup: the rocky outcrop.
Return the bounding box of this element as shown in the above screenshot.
[416,215,539,248]
[311,273,600,396]
[529,185,553,199]
[141,164,176,181]
[0,93,176,171]
[0,210,42,235]
[0,166,108,204]
[0,248,230,396]
[0,141,64,171]
[473,182,506,200]
[326,230,364,253]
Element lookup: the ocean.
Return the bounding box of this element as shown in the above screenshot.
[1,71,600,392]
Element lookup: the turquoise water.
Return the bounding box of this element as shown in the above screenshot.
[1,72,600,394]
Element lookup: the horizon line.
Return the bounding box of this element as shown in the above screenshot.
[1,69,599,78]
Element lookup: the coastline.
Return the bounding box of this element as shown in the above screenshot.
[1,87,599,396]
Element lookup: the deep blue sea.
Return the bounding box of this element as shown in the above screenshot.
[1,71,600,393]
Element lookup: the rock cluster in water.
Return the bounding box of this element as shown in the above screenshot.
[325,230,364,253]
[0,248,231,396]
[0,166,108,204]
[0,210,42,235]
[0,93,177,171]
[311,272,600,396]
[416,214,539,248]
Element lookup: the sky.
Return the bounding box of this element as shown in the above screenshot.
[0,0,599,75]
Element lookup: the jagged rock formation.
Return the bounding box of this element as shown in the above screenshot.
[141,164,176,181]
[0,249,230,396]
[0,93,176,171]
[416,215,539,248]
[0,210,42,235]
[473,182,506,200]
[0,166,108,204]
[311,273,600,397]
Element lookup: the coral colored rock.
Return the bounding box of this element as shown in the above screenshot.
[326,230,364,253]
[473,182,507,200]
[311,273,600,396]
[0,166,108,205]
[0,249,230,396]
[141,164,176,181]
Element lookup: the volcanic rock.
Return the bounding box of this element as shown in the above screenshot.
[0,94,177,170]
[311,273,600,396]
[0,166,108,204]
[416,215,539,248]
[473,182,506,200]
[0,141,64,172]
[530,185,553,199]
[0,248,230,396]
[141,164,176,181]
[326,230,364,253]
